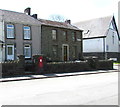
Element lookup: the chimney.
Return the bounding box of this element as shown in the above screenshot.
[24,7,31,15]
[32,14,38,19]
[65,20,71,24]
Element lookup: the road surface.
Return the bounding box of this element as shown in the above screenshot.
[0,72,118,105]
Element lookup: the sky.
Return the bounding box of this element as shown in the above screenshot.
[0,0,119,24]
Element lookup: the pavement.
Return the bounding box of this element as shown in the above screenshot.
[0,68,119,82]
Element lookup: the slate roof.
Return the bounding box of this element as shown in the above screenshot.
[0,9,81,31]
[39,19,81,31]
[74,16,117,39]
[0,9,41,25]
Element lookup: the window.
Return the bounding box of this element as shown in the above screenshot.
[112,32,114,44]
[8,47,13,55]
[24,44,31,58]
[52,30,57,40]
[63,31,68,41]
[73,46,77,59]
[24,26,31,39]
[72,32,77,41]
[6,44,14,60]
[7,24,14,38]
[106,45,109,51]
[52,45,58,57]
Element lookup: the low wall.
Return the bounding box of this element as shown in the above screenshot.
[1,55,25,77]
[33,55,113,74]
[44,61,90,74]
[1,55,114,77]
[97,60,113,70]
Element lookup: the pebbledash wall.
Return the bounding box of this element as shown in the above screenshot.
[0,14,5,62]
[0,9,42,61]
[4,22,41,60]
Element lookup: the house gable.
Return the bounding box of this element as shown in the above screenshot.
[73,16,118,39]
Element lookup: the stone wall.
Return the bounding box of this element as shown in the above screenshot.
[1,55,25,77]
[41,25,83,62]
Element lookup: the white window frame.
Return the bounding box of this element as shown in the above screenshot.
[52,30,57,40]
[24,44,31,58]
[6,44,14,60]
[24,26,31,40]
[7,24,14,38]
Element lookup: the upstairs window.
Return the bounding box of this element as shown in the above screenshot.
[52,30,57,40]
[7,24,14,38]
[24,26,31,40]
[72,32,77,42]
[63,31,68,41]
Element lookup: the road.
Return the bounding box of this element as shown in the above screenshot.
[0,72,118,105]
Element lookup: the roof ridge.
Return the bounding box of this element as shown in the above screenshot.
[0,9,25,15]
[39,18,67,24]
[74,15,113,24]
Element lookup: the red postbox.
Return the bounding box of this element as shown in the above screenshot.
[38,56,43,68]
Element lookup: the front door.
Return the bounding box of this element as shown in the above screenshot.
[7,44,14,60]
[62,44,69,61]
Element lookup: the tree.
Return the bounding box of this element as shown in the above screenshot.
[49,14,66,22]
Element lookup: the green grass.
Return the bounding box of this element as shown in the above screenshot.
[113,62,120,64]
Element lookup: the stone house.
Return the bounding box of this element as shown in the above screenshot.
[0,8,83,62]
[39,19,83,61]
[74,16,120,61]
[0,8,41,61]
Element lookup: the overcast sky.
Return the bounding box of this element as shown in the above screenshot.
[0,0,119,24]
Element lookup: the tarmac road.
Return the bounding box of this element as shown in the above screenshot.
[0,71,118,105]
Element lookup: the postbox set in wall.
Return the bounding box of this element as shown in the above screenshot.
[38,56,43,68]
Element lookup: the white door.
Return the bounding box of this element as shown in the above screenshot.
[7,45,14,60]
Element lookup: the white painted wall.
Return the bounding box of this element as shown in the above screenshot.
[105,29,119,52]
[83,38,104,52]
[83,21,119,53]
[0,11,5,62]
[0,22,3,62]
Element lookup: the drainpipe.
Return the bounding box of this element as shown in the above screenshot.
[103,37,106,60]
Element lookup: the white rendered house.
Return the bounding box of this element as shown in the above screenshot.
[74,16,120,61]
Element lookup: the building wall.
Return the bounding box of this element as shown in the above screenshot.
[0,19,5,62]
[0,21,2,62]
[118,1,120,34]
[119,1,120,53]
[4,22,41,60]
[105,29,119,52]
[41,25,83,61]
[83,38,104,52]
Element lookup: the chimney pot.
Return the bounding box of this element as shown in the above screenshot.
[32,14,38,19]
[65,20,71,24]
[24,7,31,15]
